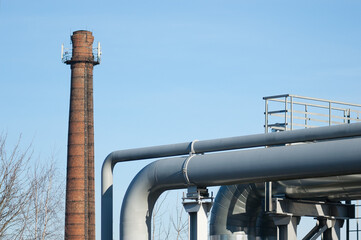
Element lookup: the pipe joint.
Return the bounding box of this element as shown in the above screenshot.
[182,154,195,185]
[190,139,198,154]
[182,140,199,185]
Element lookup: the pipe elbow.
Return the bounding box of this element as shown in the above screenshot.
[102,152,115,195]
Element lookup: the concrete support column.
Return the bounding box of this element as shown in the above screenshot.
[272,214,300,240]
[184,202,211,240]
[183,187,213,240]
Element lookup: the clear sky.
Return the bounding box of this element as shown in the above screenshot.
[1,1,361,239]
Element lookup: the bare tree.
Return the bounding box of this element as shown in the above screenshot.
[152,192,169,240]
[152,192,188,240]
[21,160,64,240]
[170,193,188,240]
[0,134,33,239]
[0,134,64,240]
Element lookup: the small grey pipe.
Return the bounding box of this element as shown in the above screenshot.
[102,123,361,239]
[119,137,361,239]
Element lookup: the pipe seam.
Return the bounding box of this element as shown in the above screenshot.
[190,139,198,154]
[182,140,198,185]
[182,154,195,185]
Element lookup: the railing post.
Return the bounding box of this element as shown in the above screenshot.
[290,96,293,130]
[265,99,268,133]
[264,98,272,211]
[329,102,332,126]
[284,96,288,131]
[305,105,308,128]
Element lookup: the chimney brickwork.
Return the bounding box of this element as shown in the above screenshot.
[65,30,97,240]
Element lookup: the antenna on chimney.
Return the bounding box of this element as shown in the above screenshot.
[97,42,102,63]
[61,43,64,61]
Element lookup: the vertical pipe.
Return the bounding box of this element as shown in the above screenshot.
[64,30,98,240]
[329,102,332,126]
[290,96,293,130]
[265,98,272,212]
[265,99,269,133]
[284,96,288,131]
[305,105,308,128]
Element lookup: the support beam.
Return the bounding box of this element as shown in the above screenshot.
[303,219,335,240]
[182,187,213,240]
[271,198,352,240]
[271,198,355,219]
[272,214,300,240]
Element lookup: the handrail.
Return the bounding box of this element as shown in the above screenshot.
[264,94,361,132]
[265,94,361,108]
[269,98,360,113]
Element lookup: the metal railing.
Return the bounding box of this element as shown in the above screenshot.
[264,94,361,133]
[61,47,101,64]
[264,94,361,239]
[61,50,72,63]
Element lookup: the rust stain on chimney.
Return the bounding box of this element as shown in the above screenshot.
[64,30,98,240]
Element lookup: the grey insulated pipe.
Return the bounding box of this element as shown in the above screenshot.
[209,175,361,240]
[118,137,361,239]
[210,184,276,240]
[101,123,361,240]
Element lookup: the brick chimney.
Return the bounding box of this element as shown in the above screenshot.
[64,30,98,240]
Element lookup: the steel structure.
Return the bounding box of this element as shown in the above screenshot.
[210,94,361,240]
[264,94,361,239]
[101,122,361,240]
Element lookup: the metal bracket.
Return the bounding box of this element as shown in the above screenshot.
[269,198,353,240]
[271,198,355,219]
[182,187,214,240]
[182,186,214,213]
[182,140,199,186]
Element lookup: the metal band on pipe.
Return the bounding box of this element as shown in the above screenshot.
[182,154,195,185]
[182,140,198,185]
[190,139,198,154]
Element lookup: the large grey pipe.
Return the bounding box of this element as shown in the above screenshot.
[118,137,361,239]
[210,184,276,240]
[101,123,361,239]
[209,175,361,240]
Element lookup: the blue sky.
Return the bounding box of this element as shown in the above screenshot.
[1,1,361,239]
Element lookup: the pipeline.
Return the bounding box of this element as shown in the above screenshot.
[101,123,361,240]
[121,137,361,239]
[209,175,361,240]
